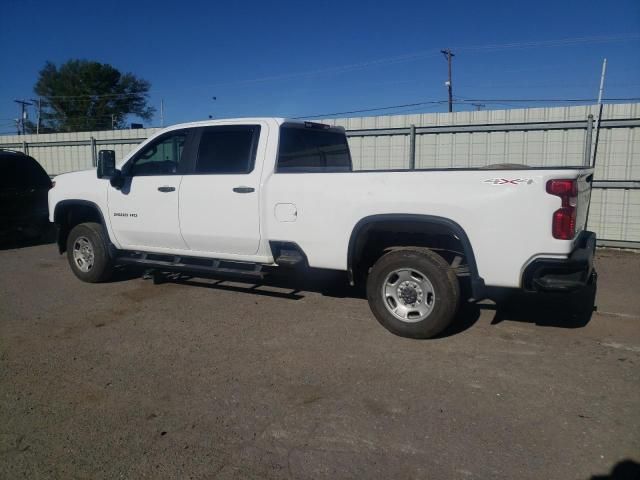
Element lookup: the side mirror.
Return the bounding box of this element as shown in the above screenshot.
[97,150,125,189]
[97,150,116,179]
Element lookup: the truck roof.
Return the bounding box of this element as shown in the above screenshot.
[158,117,344,132]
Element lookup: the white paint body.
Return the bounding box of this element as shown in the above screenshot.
[49,118,593,288]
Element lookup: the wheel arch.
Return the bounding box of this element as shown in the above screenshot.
[53,200,111,254]
[347,214,486,299]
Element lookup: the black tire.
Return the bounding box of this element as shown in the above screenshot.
[366,248,460,339]
[66,222,114,283]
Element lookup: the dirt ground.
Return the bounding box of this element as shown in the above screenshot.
[1,243,639,479]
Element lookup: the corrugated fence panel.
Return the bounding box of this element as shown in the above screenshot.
[330,103,640,176]
[0,128,160,174]
[589,189,640,242]
[469,132,490,168]
[595,127,639,181]
[348,119,597,169]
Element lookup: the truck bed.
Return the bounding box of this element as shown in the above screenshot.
[265,167,593,288]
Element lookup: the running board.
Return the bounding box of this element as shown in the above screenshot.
[116,252,264,278]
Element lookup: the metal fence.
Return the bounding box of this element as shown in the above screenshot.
[0,129,161,175]
[1,104,639,248]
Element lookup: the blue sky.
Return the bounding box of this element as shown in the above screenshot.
[1,0,639,132]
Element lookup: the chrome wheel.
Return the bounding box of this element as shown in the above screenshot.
[72,236,95,273]
[382,268,435,323]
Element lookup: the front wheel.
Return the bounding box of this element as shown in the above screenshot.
[366,248,460,339]
[66,222,114,283]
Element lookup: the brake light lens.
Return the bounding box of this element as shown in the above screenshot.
[547,179,578,240]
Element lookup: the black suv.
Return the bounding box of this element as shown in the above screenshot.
[0,150,52,241]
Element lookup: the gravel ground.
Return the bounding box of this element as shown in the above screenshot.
[0,243,639,479]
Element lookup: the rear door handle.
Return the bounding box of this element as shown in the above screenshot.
[233,186,255,193]
[157,186,176,192]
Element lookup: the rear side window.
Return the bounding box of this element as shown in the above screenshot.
[195,126,260,174]
[277,125,351,173]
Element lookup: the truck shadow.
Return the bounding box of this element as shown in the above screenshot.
[151,267,356,302]
[434,282,597,338]
[125,267,596,337]
[480,286,597,329]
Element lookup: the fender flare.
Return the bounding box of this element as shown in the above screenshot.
[347,214,486,299]
[53,199,114,253]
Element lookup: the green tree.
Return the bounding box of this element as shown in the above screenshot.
[29,60,155,132]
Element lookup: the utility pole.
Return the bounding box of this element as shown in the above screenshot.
[592,58,607,166]
[160,99,164,127]
[30,98,42,134]
[14,99,33,135]
[441,49,455,113]
[472,103,485,111]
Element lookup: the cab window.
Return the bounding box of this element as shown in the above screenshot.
[129,132,187,176]
[194,126,260,174]
[276,124,352,173]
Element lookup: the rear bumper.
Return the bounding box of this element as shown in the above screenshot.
[523,231,596,292]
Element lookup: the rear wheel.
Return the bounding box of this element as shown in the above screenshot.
[66,222,114,283]
[366,248,460,339]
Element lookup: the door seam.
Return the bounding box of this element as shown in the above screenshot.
[176,175,191,250]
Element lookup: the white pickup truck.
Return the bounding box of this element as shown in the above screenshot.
[49,118,596,338]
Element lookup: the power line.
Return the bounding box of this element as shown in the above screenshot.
[205,53,443,89]
[456,97,640,103]
[199,33,640,90]
[2,95,638,132]
[5,33,638,110]
[38,92,146,100]
[2,32,638,131]
[292,100,448,119]
[455,81,640,89]
[292,96,640,119]
[454,33,640,52]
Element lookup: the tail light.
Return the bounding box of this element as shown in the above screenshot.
[546,179,578,240]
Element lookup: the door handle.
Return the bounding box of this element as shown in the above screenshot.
[157,186,176,192]
[233,186,255,193]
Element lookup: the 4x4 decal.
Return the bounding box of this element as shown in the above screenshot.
[483,178,534,185]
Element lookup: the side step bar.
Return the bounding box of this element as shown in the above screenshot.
[116,252,264,279]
